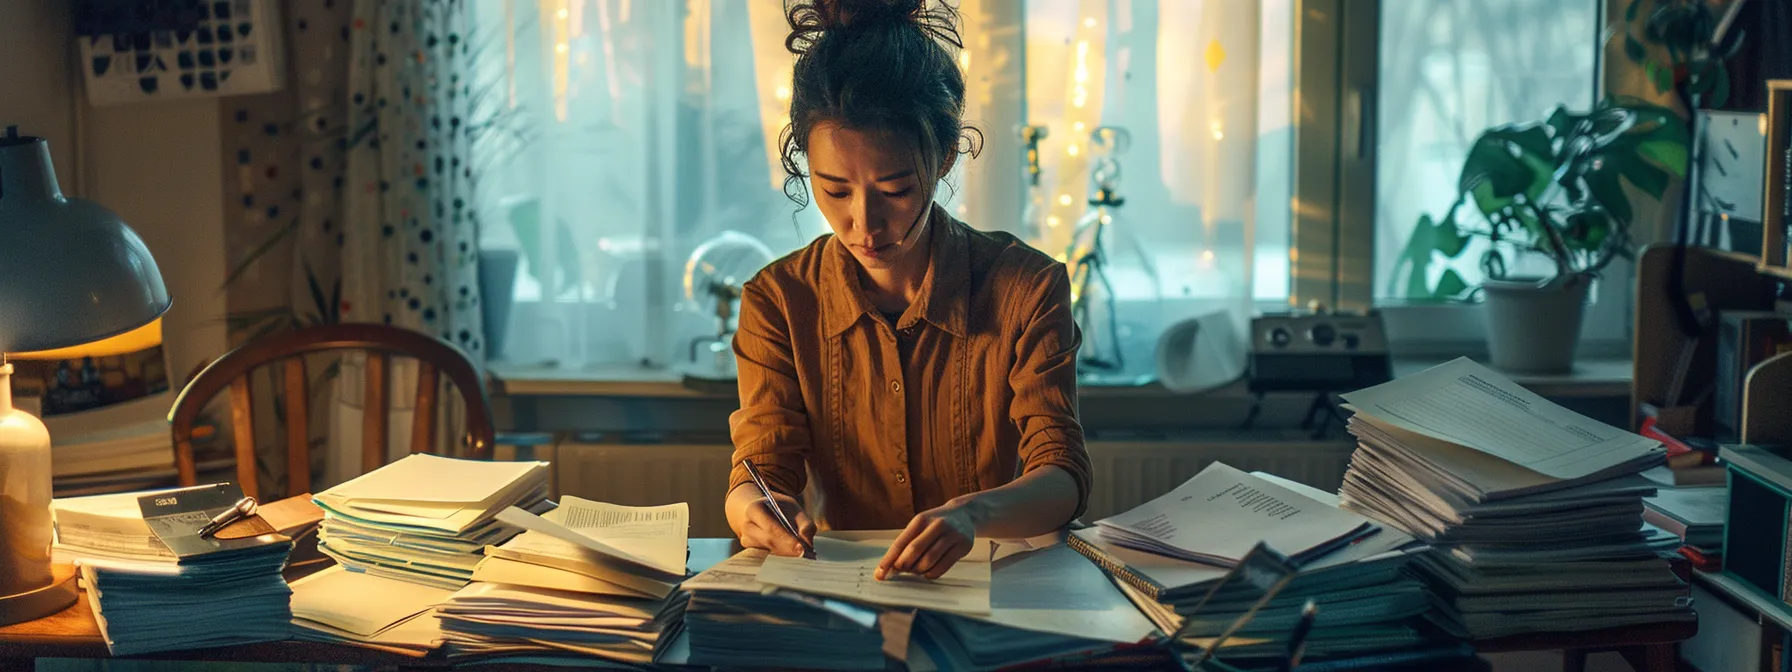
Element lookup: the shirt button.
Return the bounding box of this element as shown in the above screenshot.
[889,379,902,393]
[895,473,908,484]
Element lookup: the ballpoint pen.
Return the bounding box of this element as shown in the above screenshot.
[742,459,816,559]
[196,496,258,539]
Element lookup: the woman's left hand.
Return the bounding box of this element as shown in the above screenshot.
[877,502,977,580]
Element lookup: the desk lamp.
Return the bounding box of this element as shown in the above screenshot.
[0,126,170,625]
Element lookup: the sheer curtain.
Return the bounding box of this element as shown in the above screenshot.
[1022,0,1280,387]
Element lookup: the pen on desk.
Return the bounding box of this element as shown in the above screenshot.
[742,459,816,559]
[196,496,258,539]
[1280,599,1318,672]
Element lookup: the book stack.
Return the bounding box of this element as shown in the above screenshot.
[678,549,888,670]
[312,454,550,589]
[1071,467,1434,661]
[1643,485,1727,571]
[438,500,690,665]
[1338,358,1691,639]
[68,484,294,655]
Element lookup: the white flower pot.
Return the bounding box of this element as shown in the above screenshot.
[1481,275,1591,374]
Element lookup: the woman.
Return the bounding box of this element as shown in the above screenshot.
[725,0,1091,580]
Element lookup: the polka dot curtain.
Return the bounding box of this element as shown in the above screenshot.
[340,0,484,355]
[220,0,485,493]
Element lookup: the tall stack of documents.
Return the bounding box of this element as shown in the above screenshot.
[437,499,690,665]
[73,484,294,655]
[313,454,550,588]
[1338,358,1690,638]
[1072,467,1434,660]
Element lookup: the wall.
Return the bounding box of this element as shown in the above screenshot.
[0,0,229,384]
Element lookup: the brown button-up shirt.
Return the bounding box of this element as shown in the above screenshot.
[728,205,1093,531]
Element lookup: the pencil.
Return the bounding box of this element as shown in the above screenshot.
[1281,599,1318,672]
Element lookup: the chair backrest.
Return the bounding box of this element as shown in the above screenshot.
[168,323,494,499]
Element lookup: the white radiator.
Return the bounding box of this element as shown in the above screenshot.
[551,439,1358,538]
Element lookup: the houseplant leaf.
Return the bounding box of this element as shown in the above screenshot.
[1624,34,1647,62]
[1434,269,1470,300]
[1583,164,1633,225]
[1615,151,1671,198]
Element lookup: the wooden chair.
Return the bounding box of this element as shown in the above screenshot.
[168,323,494,499]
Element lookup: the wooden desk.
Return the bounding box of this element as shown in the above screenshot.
[1476,621,1699,672]
[0,537,1696,671]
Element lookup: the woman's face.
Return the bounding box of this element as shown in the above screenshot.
[806,124,949,272]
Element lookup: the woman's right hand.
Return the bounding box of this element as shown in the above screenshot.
[737,491,817,557]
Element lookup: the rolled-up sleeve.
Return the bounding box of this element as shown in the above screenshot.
[727,278,812,501]
[1007,264,1093,518]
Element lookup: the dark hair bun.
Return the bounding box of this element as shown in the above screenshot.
[785,0,961,54]
[776,0,978,209]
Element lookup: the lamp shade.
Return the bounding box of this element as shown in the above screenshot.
[0,129,170,353]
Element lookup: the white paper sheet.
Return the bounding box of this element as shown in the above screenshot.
[289,565,453,638]
[493,499,687,579]
[758,535,993,615]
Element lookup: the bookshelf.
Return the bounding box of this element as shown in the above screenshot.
[1631,79,1792,433]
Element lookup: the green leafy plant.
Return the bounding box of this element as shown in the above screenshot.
[1392,98,1690,299]
[1619,0,1744,108]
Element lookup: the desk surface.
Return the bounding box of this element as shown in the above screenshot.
[0,538,1695,669]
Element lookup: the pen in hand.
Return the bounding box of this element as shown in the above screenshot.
[742,459,816,559]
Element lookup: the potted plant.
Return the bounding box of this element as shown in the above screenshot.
[1391,97,1689,373]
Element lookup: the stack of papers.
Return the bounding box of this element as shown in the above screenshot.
[76,484,294,655]
[1643,486,1727,551]
[52,487,183,563]
[1071,475,1435,661]
[679,547,889,670]
[1095,462,1380,567]
[290,565,451,655]
[313,454,550,588]
[1337,358,1690,639]
[438,581,686,665]
[438,499,690,665]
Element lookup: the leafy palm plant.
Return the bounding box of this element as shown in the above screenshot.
[1391,98,1690,299]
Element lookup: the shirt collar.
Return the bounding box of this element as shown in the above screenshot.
[821,204,969,339]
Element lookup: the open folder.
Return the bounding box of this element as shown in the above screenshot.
[314,454,549,533]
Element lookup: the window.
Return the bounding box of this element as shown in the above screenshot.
[476,0,1294,378]
[474,0,1625,378]
[1371,0,1628,346]
[474,0,822,369]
